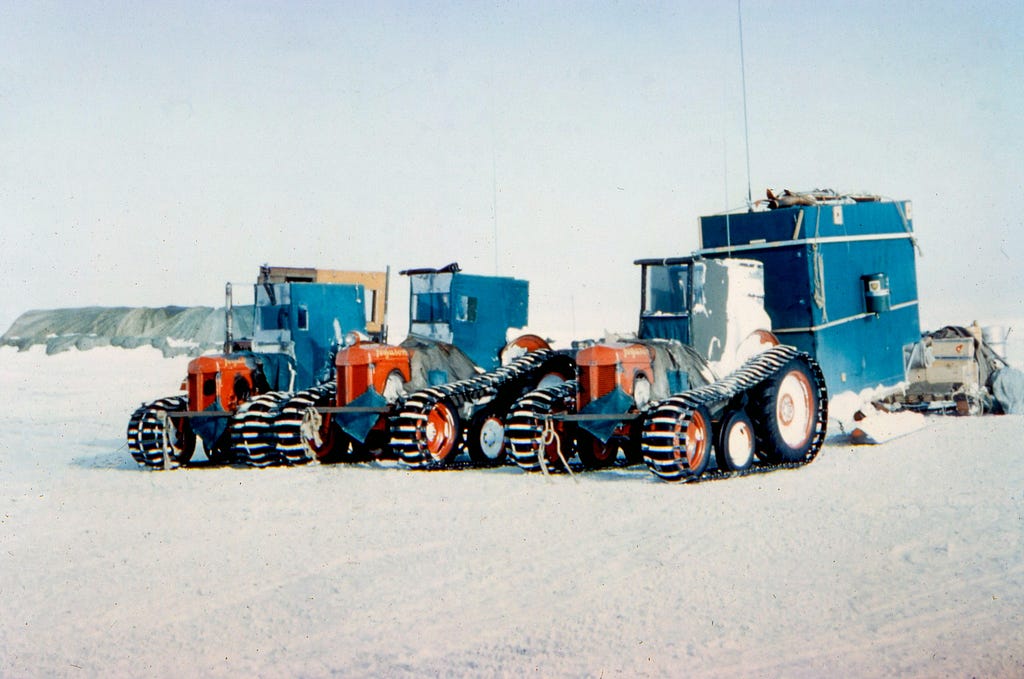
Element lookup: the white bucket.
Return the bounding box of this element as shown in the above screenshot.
[982,325,1010,361]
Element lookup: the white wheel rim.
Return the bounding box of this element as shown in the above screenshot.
[777,371,813,448]
[726,419,753,467]
[536,372,565,390]
[478,417,505,460]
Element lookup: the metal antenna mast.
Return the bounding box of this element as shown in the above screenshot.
[492,139,499,275]
[738,0,753,207]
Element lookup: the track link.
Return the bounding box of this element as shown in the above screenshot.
[391,349,570,469]
[643,346,828,482]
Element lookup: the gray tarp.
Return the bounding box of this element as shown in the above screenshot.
[400,336,479,390]
[992,367,1024,414]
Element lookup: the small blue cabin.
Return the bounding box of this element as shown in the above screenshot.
[699,197,921,394]
[402,263,530,370]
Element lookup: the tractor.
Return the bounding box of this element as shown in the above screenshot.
[126,265,387,468]
[274,263,574,468]
[507,256,828,482]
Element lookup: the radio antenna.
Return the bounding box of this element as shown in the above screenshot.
[738,0,753,208]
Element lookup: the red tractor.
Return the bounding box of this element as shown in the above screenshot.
[275,337,476,464]
[126,266,387,468]
[274,264,574,468]
[507,257,828,481]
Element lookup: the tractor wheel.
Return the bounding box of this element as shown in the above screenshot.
[500,334,551,364]
[275,384,338,464]
[423,399,461,466]
[505,381,577,473]
[362,429,393,460]
[339,436,376,463]
[322,430,369,463]
[328,428,381,463]
[163,418,197,467]
[621,420,645,466]
[749,357,821,463]
[671,405,711,480]
[714,409,755,472]
[128,397,196,468]
[233,393,287,467]
[154,414,196,468]
[300,410,341,462]
[577,432,619,469]
[205,441,234,466]
[535,353,576,388]
[538,420,575,473]
[468,409,507,466]
[642,402,712,482]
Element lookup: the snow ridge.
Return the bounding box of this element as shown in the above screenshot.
[0,306,254,357]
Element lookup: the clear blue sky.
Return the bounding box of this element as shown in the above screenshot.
[2,1,1021,340]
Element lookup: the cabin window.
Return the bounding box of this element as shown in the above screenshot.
[411,292,451,323]
[260,305,287,330]
[455,295,478,323]
[367,289,378,323]
[644,265,690,315]
[297,305,309,331]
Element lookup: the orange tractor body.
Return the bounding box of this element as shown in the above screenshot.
[571,342,657,467]
[335,343,412,406]
[576,342,654,406]
[187,355,265,414]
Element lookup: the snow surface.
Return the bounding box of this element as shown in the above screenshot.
[2,346,1023,678]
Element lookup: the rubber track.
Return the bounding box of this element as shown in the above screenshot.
[231,391,290,467]
[126,395,189,468]
[506,380,579,471]
[275,383,338,464]
[391,349,565,469]
[643,346,828,482]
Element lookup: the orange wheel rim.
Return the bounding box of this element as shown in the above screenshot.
[425,403,457,460]
[675,410,708,470]
[510,334,550,353]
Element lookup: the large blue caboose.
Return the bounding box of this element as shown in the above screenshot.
[699,196,921,393]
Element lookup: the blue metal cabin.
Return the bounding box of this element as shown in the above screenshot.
[402,263,529,370]
[250,267,385,391]
[698,198,921,393]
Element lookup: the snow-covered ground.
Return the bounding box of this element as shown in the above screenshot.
[1,346,1022,678]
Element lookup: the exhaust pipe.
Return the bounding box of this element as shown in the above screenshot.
[224,282,234,353]
[382,265,391,343]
